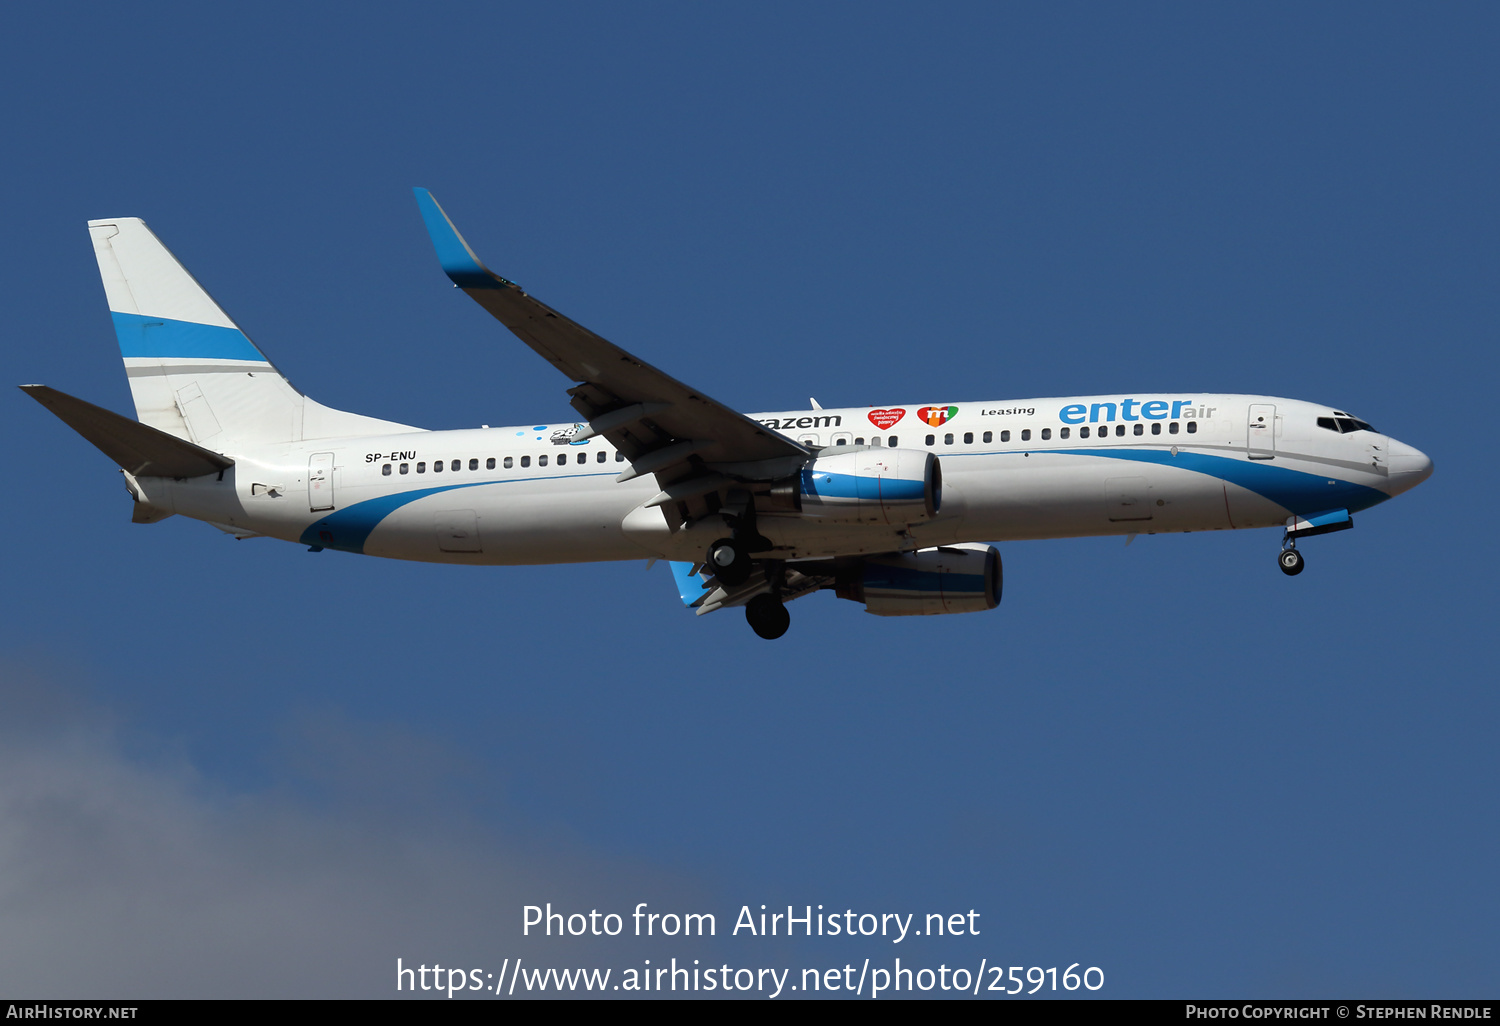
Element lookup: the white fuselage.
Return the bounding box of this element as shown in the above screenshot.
[131,393,1431,565]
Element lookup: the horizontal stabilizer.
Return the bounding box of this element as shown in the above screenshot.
[21,385,234,479]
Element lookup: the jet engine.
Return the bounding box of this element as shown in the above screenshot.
[777,448,940,525]
[833,543,1001,616]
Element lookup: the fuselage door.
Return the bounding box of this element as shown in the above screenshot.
[1247,404,1277,460]
[308,452,336,511]
[436,510,483,553]
[1105,476,1154,522]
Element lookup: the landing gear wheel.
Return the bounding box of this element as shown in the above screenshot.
[708,538,752,586]
[1278,548,1305,576]
[745,594,790,640]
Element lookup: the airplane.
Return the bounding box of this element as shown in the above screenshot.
[22,189,1434,639]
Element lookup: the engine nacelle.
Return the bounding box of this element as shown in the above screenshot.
[836,543,1001,616]
[792,448,940,525]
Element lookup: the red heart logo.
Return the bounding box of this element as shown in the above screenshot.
[868,408,906,430]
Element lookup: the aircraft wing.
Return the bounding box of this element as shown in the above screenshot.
[413,189,808,498]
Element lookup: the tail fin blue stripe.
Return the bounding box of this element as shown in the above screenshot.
[113,312,266,362]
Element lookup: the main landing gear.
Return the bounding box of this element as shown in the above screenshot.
[745,593,790,640]
[708,537,752,586]
[708,498,790,639]
[706,536,790,639]
[1278,543,1305,576]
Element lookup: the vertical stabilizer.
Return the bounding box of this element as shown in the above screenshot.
[89,218,414,449]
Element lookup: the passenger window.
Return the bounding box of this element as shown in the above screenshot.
[399,462,409,474]
[870,437,881,447]
[888,436,898,447]
[417,462,427,473]
[1060,427,1070,439]
[1041,428,1051,440]
[433,460,443,472]
[1151,423,1161,435]
[486,457,495,469]
[1080,426,1090,439]
[1186,422,1197,434]
[833,433,853,446]
[539,454,549,466]
[1116,424,1126,437]
[926,434,935,446]
[557,453,567,465]
[520,456,530,468]
[1169,422,1179,434]
[964,432,973,444]
[470,458,479,470]
[1001,430,1011,442]
[616,451,626,462]
[854,437,865,445]
[597,451,607,463]
[451,460,460,471]
[1133,423,1143,436]
[834,438,848,446]
[944,433,954,445]
[1021,429,1031,442]
[982,431,992,443]
[501,457,510,468]
[382,464,392,476]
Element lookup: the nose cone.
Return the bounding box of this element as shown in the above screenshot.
[1385,437,1434,496]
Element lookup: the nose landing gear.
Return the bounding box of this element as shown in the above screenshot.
[1278,542,1305,576]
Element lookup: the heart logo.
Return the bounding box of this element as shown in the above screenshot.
[917,405,958,427]
[867,408,906,430]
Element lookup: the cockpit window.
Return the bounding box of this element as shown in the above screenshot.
[1317,416,1377,434]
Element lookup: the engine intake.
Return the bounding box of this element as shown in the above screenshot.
[836,543,1001,616]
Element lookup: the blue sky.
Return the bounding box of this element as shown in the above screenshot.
[1,3,1495,998]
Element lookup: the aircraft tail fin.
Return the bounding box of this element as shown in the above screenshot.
[88,218,415,448]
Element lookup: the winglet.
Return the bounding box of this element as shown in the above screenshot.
[412,187,510,290]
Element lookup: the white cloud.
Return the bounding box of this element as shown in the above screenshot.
[0,669,710,998]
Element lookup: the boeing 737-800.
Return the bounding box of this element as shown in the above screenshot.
[23,189,1433,638]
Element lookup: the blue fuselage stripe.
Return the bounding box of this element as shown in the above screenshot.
[1058,448,1389,515]
[300,447,1387,555]
[299,474,616,554]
